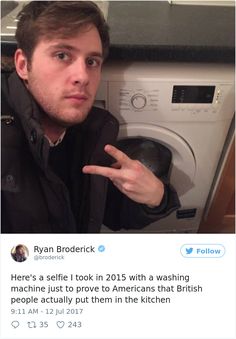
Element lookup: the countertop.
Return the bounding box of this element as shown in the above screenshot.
[1,1,235,63]
[107,1,235,63]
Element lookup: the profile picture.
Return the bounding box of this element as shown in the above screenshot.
[11,244,29,262]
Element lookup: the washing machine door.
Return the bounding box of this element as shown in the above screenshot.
[118,124,196,196]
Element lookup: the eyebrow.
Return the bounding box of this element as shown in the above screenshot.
[47,43,103,59]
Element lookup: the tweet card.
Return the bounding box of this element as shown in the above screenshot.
[0,234,235,339]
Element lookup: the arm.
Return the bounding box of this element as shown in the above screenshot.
[103,180,180,230]
[83,144,180,230]
[82,144,165,207]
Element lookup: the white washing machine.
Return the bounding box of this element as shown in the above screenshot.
[95,62,235,233]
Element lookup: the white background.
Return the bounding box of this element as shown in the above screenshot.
[0,234,235,339]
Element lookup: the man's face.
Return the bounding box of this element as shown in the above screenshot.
[16,247,25,255]
[17,25,103,127]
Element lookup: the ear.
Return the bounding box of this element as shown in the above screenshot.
[14,49,29,80]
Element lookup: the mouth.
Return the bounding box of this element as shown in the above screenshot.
[65,94,89,103]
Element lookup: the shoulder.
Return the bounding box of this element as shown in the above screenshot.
[1,74,23,144]
[1,71,19,121]
[88,106,119,128]
[81,106,119,137]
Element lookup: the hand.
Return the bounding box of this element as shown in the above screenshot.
[82,144,164,207]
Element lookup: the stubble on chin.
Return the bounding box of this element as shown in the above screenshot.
[42,104,93,129]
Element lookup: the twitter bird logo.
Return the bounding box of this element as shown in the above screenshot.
[186,248,193,255]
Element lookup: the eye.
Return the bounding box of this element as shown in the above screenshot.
[55,52,70,62]
[86,57,102,68]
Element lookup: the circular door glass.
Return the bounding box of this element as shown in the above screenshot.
[118,124,196,196]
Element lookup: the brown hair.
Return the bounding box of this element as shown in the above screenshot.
[15,244,26,252]
[15,1,110,61]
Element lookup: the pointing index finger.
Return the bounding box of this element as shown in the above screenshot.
[82,164,118,179]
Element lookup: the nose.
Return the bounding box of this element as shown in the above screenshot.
[70,59,89,87]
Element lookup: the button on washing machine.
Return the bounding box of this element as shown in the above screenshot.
[131,93,147,109]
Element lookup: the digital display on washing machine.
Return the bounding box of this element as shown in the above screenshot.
[172,86,215,103]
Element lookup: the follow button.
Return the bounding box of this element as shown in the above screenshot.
[180,244,225,258]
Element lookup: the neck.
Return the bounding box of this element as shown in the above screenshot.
[41,116,66,144]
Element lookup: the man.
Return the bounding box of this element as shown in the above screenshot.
[1,1,180,233]
[11,245,28,262]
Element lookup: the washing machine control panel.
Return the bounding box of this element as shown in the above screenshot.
[106,81,234,123]
[113,85,160,113]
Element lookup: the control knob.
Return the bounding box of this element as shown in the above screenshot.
[131,93,147,109]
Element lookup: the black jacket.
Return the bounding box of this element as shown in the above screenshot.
[1,72,180,233]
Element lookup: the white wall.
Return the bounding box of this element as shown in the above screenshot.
[167,0,235,6]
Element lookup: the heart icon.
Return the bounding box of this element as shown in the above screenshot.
[11,321,19,329]
[56,321,65,329]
